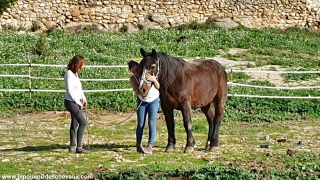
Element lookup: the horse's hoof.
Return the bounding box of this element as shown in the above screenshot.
[209,146,219,152]
[184,146,194,153]
[205,142,210,151]
[165,146,175,153]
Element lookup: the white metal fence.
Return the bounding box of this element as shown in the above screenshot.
[1,63,320,99]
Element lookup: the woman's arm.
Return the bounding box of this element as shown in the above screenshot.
[130,76,141,95]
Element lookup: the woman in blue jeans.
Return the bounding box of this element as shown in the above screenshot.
[128,60,160,154]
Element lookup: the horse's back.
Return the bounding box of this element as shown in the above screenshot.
[192,58,224,69]
[191,58,227,80]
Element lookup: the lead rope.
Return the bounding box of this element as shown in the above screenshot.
[82,108,90,150]
[82,100,143,150]
[82,100,143,128]
[114,100,143,125]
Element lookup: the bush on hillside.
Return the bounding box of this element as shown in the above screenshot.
[0,0,17,16]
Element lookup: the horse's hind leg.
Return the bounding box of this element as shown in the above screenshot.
[201,104,215,151]
[209,95,227,151]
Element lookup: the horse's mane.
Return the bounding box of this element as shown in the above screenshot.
[156,52,188,87]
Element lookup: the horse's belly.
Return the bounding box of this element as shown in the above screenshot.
[191,101,209,109]
[160,93,179,109]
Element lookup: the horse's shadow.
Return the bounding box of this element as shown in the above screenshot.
[0,143,131,152]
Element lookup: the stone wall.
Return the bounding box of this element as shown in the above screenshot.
[0,0,319,32]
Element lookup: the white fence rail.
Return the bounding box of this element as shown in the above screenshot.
[1,63,320,99]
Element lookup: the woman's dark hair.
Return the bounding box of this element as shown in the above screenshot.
[128,60,139,70]
[67,55,85,73]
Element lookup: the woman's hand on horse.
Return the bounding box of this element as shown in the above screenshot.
[146,73,157,83]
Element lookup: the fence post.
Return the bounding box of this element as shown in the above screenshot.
[28,55,32,99]
[230,68,234,97]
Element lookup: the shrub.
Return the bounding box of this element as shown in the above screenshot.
[0,0,17,16]
[32,34,54,58]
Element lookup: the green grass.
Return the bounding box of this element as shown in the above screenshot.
[1,112,319,178]
[0,26,320,122]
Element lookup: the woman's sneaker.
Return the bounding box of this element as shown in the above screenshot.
[68,145,76,152]
[144,144,153,154]
[136,144,144,153]
[76,146,87,154]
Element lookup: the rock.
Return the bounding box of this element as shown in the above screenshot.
[138,21,162,30]
[148,13,168,25]
[20,21,33,30]
[2,159,10,162]
[124,23,139,33]
[213,18,239,29]
[44,21,57,29]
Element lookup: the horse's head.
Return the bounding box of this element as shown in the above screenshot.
[138,48,159,97]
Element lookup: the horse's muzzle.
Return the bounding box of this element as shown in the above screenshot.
[138,80,151,97]
[139,87,149,97]
[139,69,152,97]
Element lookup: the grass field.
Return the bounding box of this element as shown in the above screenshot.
[0,110,319,179]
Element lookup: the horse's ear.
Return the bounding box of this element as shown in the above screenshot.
[140,48,147,57]
[151,49,157,59]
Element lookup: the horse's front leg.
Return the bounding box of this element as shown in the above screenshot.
[181,102,194,153]
[163,108,176,153]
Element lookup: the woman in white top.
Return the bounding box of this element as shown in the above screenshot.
[128,60,160,154]
[64,55,88,154]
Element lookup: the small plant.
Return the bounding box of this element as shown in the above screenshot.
[205,16,217,25]
[283,72,320,81]
[31,21,41,32]
[250,80,275,86]
[46,26,56,34]
[246,62,254,68]
[119,25,128,33]
[17,26,26,31]
[186,20,201,30]
[172,20,203,31]
[269,66,277,71]
[84,25,93,32]
[138,24,144,30]
[32,34,54,58]
[229,72,251,83]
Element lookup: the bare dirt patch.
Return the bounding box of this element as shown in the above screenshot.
[212,48,318,87]
[215,48,286,86]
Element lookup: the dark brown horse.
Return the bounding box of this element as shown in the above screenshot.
[138,48,228,153]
